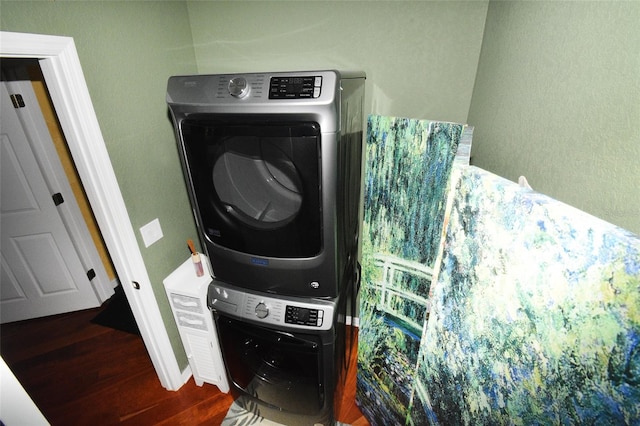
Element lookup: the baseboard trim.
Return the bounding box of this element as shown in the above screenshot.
[178,365,192,389]
[346,316,360,327]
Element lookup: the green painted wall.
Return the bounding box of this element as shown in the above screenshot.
[468,1,640,234]
[186,1,489,124]
[4,0,636,379]
[0,1,198,370]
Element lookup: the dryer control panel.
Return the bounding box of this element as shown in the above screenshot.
[269,76,322,99]
[208,280,335,331]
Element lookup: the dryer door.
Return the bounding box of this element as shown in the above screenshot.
[180,119,322,258]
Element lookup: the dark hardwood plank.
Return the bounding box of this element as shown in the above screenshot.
[0,308,111,363]
[1,307,368,425]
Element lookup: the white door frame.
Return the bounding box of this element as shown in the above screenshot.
[0,31,184,390]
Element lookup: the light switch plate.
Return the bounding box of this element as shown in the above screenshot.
[140,218,163,247]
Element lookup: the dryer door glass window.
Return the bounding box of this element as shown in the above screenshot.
[212,135,303,227]
[181,119,321,258]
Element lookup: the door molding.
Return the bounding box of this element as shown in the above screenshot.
[0,31,184,390]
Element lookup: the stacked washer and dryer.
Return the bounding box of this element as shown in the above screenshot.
[167,70,365,425]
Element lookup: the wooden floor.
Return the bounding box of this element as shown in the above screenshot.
[0,305,369,425]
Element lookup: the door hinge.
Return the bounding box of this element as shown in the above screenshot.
[10,94,25,108]
[52,192,64,206]
[87,269,96,281]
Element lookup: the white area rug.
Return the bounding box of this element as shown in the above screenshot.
[221,398,280,426]
[221,398,351,426]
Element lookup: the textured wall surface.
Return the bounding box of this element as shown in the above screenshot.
[468,1,640,234]
[186,1,488,124]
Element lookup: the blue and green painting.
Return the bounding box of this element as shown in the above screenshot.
[419,167,640,424]
[356,115,471,425]
[357,119,640,424]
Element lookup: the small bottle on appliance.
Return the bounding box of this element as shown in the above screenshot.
[187,239,204,277]
[191,252,204,277]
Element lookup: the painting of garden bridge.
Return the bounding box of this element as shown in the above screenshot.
[357,115,640,425]
[356,115,472,425]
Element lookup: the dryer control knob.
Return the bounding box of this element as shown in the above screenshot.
[255,302,269,319]
[228,77,250,98]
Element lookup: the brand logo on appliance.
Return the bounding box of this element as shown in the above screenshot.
[250,257,269,266]
[310,281,320,289]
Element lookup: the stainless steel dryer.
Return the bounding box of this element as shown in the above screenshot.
[166,70,365,299]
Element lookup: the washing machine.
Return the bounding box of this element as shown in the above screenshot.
[208,279,351,425]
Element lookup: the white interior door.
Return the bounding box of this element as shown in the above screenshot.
[1,31,186,390]
[1,81,102,323]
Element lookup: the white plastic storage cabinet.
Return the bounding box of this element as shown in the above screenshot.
[163,255,229,392]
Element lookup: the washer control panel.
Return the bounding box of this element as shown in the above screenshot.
[255,302,269,319]
[285,305,324,327]
[208,280,335,331]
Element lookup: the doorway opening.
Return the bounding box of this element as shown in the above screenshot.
[0,31,184,391]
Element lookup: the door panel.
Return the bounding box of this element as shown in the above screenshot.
[1,82,101,323]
